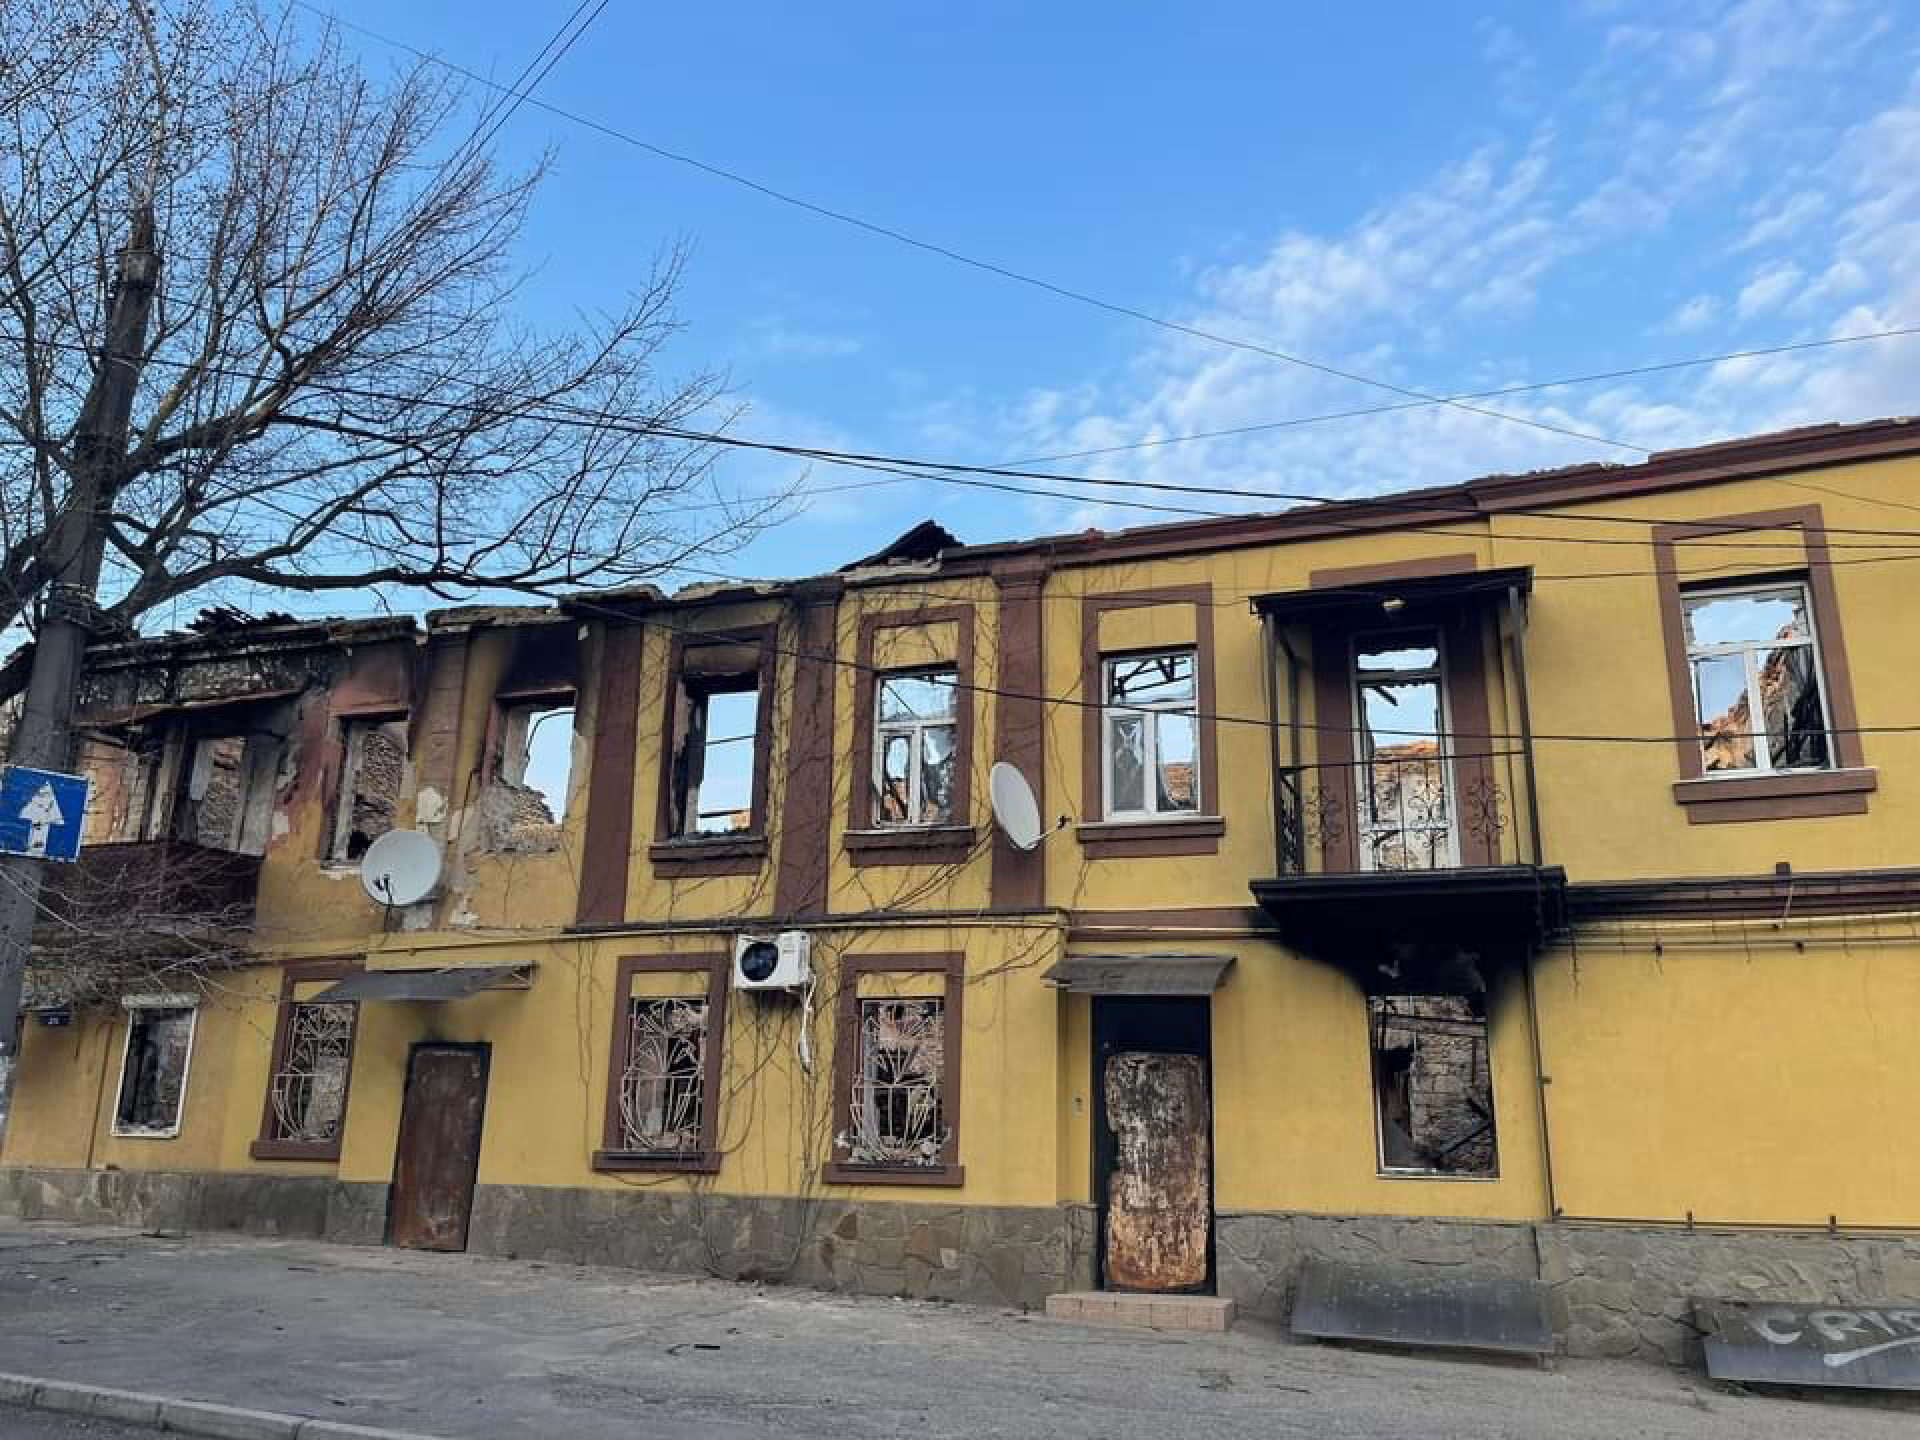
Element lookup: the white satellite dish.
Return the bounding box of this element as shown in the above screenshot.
[989,762,1044,851]
[359,829,443,907]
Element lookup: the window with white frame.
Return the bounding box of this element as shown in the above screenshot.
[1683,582,1834,775]
[1354,636,1454,871]
[1101,650,1199,819]
[112,998,198,1138]
[873,670,958,827]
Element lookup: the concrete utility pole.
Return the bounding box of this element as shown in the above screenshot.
[0,205,159,1120]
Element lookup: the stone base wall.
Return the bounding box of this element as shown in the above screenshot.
[0,1166,387,1246]
[1218,1208,1920,1364]
[469,1184,1098,1311]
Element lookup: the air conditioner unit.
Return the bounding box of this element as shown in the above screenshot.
[733,930,812,991]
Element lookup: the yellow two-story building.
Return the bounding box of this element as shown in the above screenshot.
[6,417,1920,1363]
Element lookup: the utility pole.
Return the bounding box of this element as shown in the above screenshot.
[0,205,159,1126]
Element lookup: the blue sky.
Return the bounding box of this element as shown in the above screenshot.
[313,0,1920,582]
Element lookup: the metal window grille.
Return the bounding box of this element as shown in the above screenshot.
[618,997,708,1154]
[268,1002,355,1143]
[844,998,947,1166]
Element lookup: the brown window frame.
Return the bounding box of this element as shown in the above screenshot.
[1076,587,1223,858]
[1652,506,1873,824]
[823,951,965,1187]
[593,953,729,1174]
[846,606,977,866]
[250,959,361,1162]
[649,625,777,877]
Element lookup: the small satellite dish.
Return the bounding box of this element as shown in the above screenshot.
[359,829,443,907]
[989,762,1044,851]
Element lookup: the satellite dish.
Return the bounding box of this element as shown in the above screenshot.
[989,762,1043,851]
[359,829,443,907]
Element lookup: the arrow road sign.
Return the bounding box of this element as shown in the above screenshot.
[0,766,90,863]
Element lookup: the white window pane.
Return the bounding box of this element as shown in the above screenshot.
[1108,713,1146,813]
[1684,589,1808,649]
[1694,654,1756,771]
[1761,645,1829,770]
[918,725,956,824]
[879,671,956,724]
[1107,651,1195,706]
[1154,711,1198,812]
[877,732,913,823]
[117,1008,193,1133]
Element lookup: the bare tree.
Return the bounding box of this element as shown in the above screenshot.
[0,0,754,644]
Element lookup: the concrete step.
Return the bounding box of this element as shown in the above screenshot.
[1045,1291,1235,1332]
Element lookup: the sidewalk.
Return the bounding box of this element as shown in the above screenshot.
[0,1218,1911,1440]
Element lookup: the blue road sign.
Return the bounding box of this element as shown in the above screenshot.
[0,765,90,862]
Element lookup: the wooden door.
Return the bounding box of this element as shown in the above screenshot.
[1103,1051,1211,1292]
[389,1045,488,1252]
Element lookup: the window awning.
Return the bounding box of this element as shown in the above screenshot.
[1042,954,1233,996]
[1251,565,1532,623]
[310,965,530,1003]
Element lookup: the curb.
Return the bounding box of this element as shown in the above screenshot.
[0,1373,448,1440]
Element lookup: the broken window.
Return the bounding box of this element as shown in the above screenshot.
[329,717,407,862]
[1683,582,1833,774]
[111,1000,197,1138]
[1368,993,1496,1178]
[1354,637,1453,871]
[873,669,958,826]
[174,733,282,856]
[665,641,767,838]
[264,1002,355,1146]
[844,998,948,1167]
[1101,650,1199,819]
[615,997,709,1155]
[486,700,574,851]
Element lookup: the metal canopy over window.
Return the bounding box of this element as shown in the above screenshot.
[311,965,530,1003]
[1042,953,1234,996]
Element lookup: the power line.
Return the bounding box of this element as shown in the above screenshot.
[289,1,1646,458]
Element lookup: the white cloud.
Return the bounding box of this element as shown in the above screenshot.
[1736,262,1804,317]
[1667,295,1719,333]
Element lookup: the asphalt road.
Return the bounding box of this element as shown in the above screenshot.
[2,1218,1917,1439]
[0,1411,157,1438]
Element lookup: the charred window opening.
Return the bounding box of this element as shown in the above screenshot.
[1368,993,1496,1178]
[330,717,407,863]
[844,997,948,1167]
[485,700,574,852]
[112,1001,197,1138]
[667,642,766,838]
[1354,636,1453,871]
[616,997,709,1155]
[1683,581,1833,775]
[873,669,958,827]
[1101,649,1199,819]
[174,732,282,856]
[265,1001,355,1145]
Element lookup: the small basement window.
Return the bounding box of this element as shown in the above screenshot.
[112,999,198,1138]
[1368,993,1497,1178]
[666,644,766,838]
[330,717,407,863]
[486,701,574,851]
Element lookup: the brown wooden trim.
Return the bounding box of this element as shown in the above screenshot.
[593,952,729,1175]
[1569,864,1920,921]
[577,624,645,926]
[249,957,362,1163]
[647,835,768,877]
[990,561,1049,909]
[1074,816,1224,859]
[775,585,843,914]
[1078,586,1217,855]
[1442,607,1500,866]
[846,603,976,838]
[1672,767,1876,824]
[1310,621,1360,873]
[652,623,778,853]
[843,825,978,865]
[823,951,964,1188]
[1310,553,1480,589]
[1651,504,1867,789]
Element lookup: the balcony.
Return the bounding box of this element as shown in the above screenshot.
[1248,565,1565,972]
[38,839,263,937]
